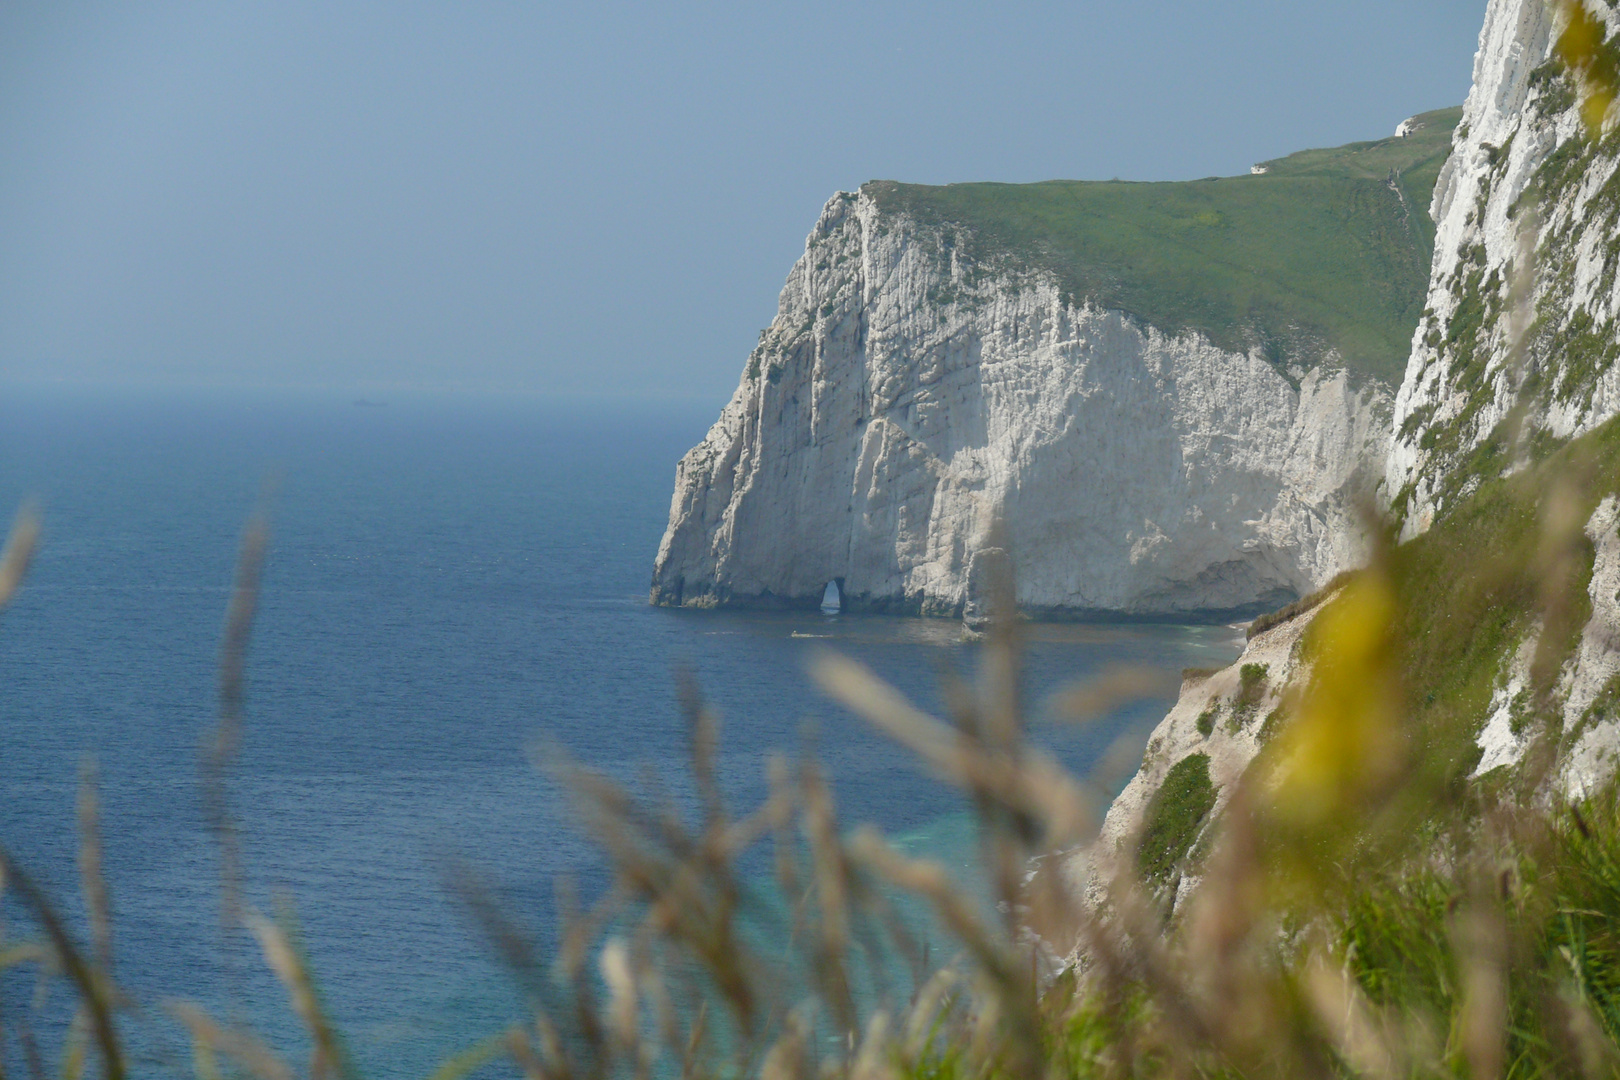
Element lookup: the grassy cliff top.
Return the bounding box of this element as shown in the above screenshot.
[867,107,1462,385]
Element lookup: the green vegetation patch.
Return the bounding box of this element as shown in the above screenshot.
[1526,132,1620,414]
[1365,414,1620,788]
[1258,704,1288,742]
[1411,59,1620,499]
[1326,788,1620,1074]
[866,107,1461,384]
[1229,663,1270,730]
[1138,752,1218,888]
[1340,865,1458,1012]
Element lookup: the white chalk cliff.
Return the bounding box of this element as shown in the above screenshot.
[652,192,1392,618]
[1388,0,1620,532]
[1382,0,1620,789]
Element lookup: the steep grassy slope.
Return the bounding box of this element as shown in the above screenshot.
[868,107,1461,385]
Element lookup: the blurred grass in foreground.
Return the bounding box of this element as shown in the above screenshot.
[7,444,1620,1080]
[12,8,1620,1075]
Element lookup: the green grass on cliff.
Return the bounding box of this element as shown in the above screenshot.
[867,107,1462,385]
[1136,751,1216,888]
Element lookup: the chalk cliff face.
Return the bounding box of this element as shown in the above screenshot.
[1384,0,1620,794]
[652,192,1391,618]
[1388,0,1620,533]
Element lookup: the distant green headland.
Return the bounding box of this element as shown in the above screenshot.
[868,106,1463,385]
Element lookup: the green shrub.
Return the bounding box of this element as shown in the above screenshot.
[1137,752,1217,888]
[1228,663,1270,729]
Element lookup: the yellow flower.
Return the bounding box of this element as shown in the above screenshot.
[1557,1,1619,137]
[1268,574,1404,830]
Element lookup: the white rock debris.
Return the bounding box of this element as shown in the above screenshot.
[1473,633,1540,777]
[1560,497,1620,796]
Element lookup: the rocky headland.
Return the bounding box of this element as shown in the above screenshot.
[651,115,1458,619]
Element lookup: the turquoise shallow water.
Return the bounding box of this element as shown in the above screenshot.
[0,389,1242,1076]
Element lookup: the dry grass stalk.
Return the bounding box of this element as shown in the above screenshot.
[76,764,113,977]
[1302,950,1404,1080]
[165,1003,295,1080]
[246,908,350,1080]
[0,848,124,1080]
[0,506,39,615]
[203,514,268,934]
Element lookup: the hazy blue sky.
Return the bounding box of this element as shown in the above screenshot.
[2,1,1486,401]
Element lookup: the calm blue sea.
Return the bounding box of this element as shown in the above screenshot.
[0,388,1241,1077]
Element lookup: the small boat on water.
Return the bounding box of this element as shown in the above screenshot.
[820,580,841,615]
